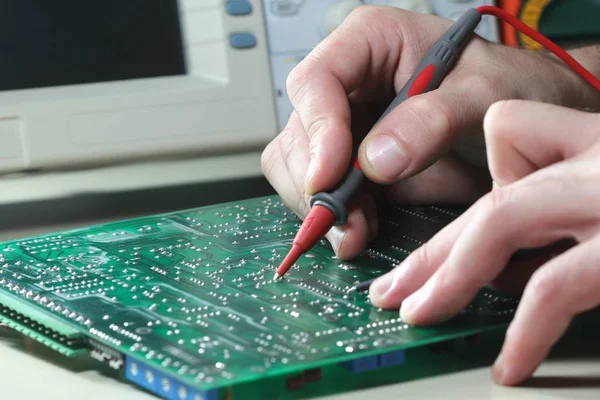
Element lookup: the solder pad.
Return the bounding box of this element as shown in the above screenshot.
[0,195,519,396]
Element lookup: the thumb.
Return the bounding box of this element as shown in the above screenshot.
[357,83,485,184]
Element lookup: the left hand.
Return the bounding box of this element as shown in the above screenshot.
[368,99,600,386]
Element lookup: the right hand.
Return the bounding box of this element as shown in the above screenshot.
[261,5,600,260]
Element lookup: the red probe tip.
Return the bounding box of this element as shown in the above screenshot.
[274,205,336,280]
[274,244,302,279]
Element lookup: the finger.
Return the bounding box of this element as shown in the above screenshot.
[381,153,491,204]
[399,167,600,326]
[369,160,568,308]
[286,7,452,194]
[369,204,478,308]
[484,100,600,186]
[262,113,377,256]
[357,78,495,184]
[327,192,379,260]
[367,154,492,308]
[490,239,575,295]
[261,113,312,218]
[492,235,600,386]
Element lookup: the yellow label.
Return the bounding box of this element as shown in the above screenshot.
[519,0,552,50]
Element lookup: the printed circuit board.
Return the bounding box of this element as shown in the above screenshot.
[0,195,520,399]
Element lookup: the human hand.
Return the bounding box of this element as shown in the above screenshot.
[261,6,599,260]
[369,99,600,386]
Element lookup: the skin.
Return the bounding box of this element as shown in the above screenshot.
[260,6,600,385]
[370,100,600,385]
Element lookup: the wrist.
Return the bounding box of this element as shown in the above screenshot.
[539,44,600,111]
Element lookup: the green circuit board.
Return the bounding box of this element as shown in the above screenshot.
[0,195,520,399]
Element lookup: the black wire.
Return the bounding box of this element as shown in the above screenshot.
[353,278,375,292]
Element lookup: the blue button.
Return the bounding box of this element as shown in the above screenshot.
[226,0,252,16]
[229,33,257,49]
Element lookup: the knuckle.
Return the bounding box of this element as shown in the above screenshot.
[483,99,521,143]
[489,163,517,188]
[346,4,409,26]
[285,59,315,106]
[464,74,497,102]
[414,96,455,138]
[346,5,383,23]
[306,113,348,151]
[278,128,303,169]
[394,95,455,155]
[305,115,325,139]
[344,5,407,47]
[260,140,279,179]
[410,243,431,269]
[526,172,579,198]
[527,267,561,308]
[305,115,332,144]
[295,192,311,218]
[475,188,514,227]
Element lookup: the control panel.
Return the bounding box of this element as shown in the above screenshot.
[262,0,499,130]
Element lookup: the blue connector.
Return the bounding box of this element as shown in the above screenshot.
[340,355,379,373]
[125,356,218,400]
[378,350,405,368]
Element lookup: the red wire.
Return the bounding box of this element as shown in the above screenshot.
[476,5,600,92]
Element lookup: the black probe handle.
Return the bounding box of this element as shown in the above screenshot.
[310,8,482,226]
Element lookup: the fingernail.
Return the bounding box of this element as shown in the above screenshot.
[399,291,421,323]
[368,274,394,303]
[399,300,414,323]
[326,227,345,255]
[365,134,408,180]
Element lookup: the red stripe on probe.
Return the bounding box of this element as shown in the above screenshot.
[408,64,435,97]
